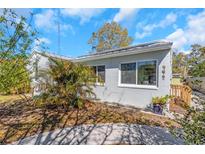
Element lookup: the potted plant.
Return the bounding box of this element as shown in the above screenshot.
[152,95,169,114]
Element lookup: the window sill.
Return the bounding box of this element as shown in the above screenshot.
[118,84,158,90]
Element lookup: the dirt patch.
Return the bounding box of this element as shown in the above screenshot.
[169,100,188,115]
[0,98,179,144]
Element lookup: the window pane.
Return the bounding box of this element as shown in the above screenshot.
[121,63,136,84]
[97,65,105,83]
[137,61,157,85]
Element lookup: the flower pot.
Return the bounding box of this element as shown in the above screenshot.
[153,104,163,115]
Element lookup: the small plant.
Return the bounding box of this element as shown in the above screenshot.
[152,95,169,106]
[152,95,170,114]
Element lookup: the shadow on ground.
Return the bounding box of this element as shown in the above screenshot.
[0,98,183,145]
[13,123,184,145]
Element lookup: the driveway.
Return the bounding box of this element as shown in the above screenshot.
[13,123,184,145]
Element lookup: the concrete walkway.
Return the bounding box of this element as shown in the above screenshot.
[13,123,184,145]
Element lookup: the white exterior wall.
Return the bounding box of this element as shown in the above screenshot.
[29,49,172,108]
[29,53,50,80]
[83,49,172,108]
[28,53,51,95]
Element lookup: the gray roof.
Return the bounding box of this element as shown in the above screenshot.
[32,40,173,62]
[33,51,71,61]
[75,41,173,62]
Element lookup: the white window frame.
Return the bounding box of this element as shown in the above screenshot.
[92,65,106,86]
[118,59,158,90]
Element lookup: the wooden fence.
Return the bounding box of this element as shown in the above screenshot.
[170,84,192,107]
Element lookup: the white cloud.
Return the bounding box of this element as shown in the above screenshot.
[136,12,177,39]
[166,29,187,49]
[35,9,55,29]
[0,9,3,15]
[34,9,74,33]
[113,8,140,23]
[38,38,51,44]
[159,13,177,28]
[186,10,205,45]
[60,8,105,24]
[166,10,205,50]
[0,9,34,32]
[0,8,32,17]
[34,37,51,51]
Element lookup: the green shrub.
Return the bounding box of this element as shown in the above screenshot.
[34,58,97,109]
[0,57,30,94]
[172,104,205,144]
[152,95,169,106]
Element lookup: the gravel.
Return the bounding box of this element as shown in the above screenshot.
[192,91,205,110]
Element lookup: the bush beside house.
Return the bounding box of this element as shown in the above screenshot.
[34,58,97,109]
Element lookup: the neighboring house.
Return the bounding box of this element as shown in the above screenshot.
[29,41,173,108]
[28,51,71,95]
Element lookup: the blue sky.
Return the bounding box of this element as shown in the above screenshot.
[3,8,205,57]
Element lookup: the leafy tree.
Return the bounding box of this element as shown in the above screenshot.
[172,51,188,78]
[88,22,133,52]
[0,9,38,94]
[35,58,97,109]
[188,44,205,77]
[172,45,205,78]
[171,45,205,144]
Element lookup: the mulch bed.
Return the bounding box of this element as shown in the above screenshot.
[0,98,179,144]
[169,99,188,115]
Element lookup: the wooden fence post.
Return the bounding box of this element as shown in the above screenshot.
[170,84,192,107]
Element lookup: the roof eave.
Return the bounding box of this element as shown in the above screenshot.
[73,43,172,63]
[31,51,71,61]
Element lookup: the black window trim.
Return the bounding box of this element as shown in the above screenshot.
[136,59,158,87]
[91,65,106,85]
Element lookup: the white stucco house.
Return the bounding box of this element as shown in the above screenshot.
[29,41,173,108]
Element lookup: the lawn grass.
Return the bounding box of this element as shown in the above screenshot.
[0,96,179,144]
[0,94,31,104]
